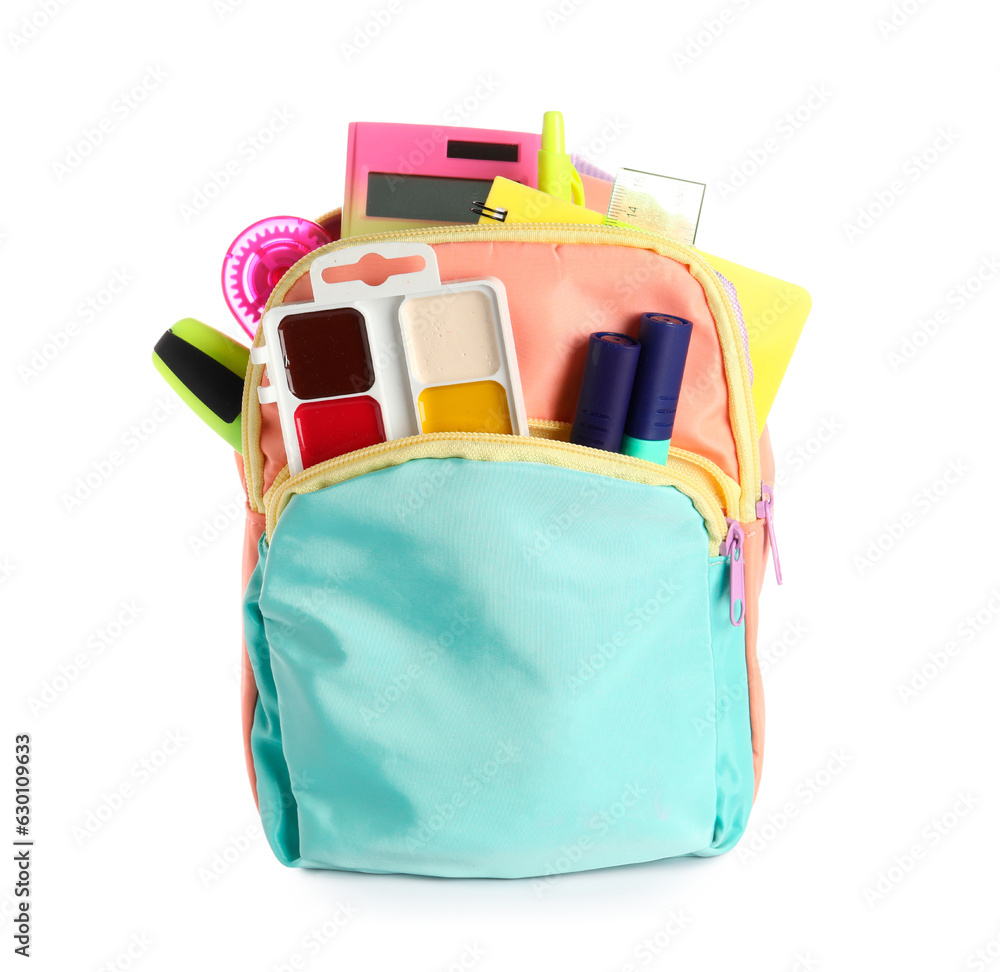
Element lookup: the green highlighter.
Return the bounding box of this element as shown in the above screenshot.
[152,318,249,453]
[620,313,693,464]
[537,110,585,205]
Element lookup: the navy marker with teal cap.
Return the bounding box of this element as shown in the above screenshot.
[621,313,693,464]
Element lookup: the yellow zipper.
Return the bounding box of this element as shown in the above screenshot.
[512,418,740,514]
[263,431,732,551]
[243,220,759,521]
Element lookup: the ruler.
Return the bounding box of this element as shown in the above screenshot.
[606,168,706,246]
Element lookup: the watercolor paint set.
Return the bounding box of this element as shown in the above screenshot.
[252,242,528,474]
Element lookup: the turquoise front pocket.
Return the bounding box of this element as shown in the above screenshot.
[243,453,753,878]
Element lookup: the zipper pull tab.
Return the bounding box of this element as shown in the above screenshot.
[722,519,745,627]
[755,483,783,585]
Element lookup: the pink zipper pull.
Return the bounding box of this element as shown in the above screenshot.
[756,483,783,585]
[722,519,745,626]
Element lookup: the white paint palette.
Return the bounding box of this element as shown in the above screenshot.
[253,242,528,474]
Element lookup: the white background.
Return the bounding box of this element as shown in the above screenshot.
[3,0,999,969]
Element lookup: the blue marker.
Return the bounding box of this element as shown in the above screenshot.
[570,332,641,452]
[621,313,693,464]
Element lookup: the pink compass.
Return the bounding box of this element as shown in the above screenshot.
[221,216,333,337]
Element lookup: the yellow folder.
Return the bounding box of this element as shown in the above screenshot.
[699,251,811,435]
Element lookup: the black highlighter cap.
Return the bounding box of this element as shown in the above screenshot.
[624,314,694,443]
[569,332,641,452]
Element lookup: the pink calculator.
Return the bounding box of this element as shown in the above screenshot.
[342,122,542,238]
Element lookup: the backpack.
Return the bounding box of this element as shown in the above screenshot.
[236,211,808,878]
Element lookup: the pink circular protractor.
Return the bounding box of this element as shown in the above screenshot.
[221,216,333,337]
